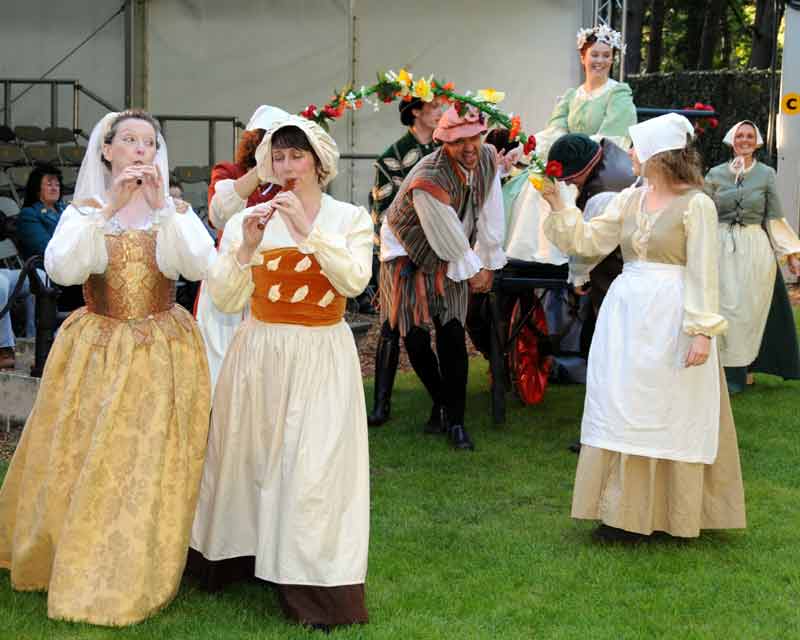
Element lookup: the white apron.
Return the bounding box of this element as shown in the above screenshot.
[581,261,721,464]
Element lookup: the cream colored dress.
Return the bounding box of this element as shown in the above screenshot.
[544,187,746,537]
[190,194,372,586]
[0,201,214,625]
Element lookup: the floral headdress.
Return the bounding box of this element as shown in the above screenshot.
[297,68,544,171]
[576,25,626,54]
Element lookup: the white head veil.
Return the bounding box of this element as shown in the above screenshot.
[73,111,170,207]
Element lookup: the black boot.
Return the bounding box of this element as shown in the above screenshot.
[448,423,475,451]
[423,404,447,434]
[367,323,400,427]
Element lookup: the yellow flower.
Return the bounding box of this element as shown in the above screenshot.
[477,88,505,104]
[397,68,413,87]
[412,77,434,102]
[528,174,544,191]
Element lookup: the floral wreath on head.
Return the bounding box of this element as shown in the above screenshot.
[576,24,626,54]
[297,68,545,173]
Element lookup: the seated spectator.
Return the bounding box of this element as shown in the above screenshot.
[0,268,38,370]
[18,165,82,311]
[17,164,65,261]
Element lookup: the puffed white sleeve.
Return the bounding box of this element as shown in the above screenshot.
[683,193,728,337]
[474,172,507,271]
[206,213,261,313]
[156,199,216,281]
[567,191,618,286]
[413,189,480,281]
[43,204,108,285]
[543,185,629,259]
[764,170,800,256]
[209,179,246,229]
[298,204,373,298]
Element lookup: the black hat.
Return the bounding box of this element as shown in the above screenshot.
[399,98,424,126]
[547,134,602,181]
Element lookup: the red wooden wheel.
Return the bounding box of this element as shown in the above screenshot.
[508,297,551,405]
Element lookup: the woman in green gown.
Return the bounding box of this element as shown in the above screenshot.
[504,24,637,262]
[703,120,800,392]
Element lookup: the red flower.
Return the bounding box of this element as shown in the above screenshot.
[300,104,317,119]
[523,136,536,155]
[545,160,563,178]
[355,99,363,109]
[709,117,719,129]
[322,104,343,119]
[382,97,393,104]
[693,102,705,110]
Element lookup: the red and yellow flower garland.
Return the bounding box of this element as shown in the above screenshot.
[297,68,545,173]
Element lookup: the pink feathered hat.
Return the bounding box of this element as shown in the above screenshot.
[433,105,488,143]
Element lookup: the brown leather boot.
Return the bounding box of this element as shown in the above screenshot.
[0,347,15,370]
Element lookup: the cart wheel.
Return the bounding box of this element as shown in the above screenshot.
[508,297,551,405]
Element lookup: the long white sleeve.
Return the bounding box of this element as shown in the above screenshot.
[683,194,728,337]
[473,172,507,272]
[156,200,217,281]
[44,204,108,285]
[206,214,258,314]
[568,191,618,286]
[767,218,800,257]
[413,189,479,281]
[544,186,631,259]
[209,179,246,229]
[297,205,373,298]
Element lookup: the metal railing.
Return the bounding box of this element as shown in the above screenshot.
[154,115,244,167]
[1,78,243,165]
[1,78,119,131]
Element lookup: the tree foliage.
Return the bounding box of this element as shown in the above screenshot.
[625,0,785,75]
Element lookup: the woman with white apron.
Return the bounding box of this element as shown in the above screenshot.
[542,113,746,539]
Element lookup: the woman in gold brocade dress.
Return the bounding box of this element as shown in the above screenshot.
[0,110,215,626]
[190,115,372,630]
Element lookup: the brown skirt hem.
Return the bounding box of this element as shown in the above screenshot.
[185,549,368,626]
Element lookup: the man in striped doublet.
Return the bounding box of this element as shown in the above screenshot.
[382,105,507,451]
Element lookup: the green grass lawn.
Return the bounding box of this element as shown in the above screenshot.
[2,333,799,638]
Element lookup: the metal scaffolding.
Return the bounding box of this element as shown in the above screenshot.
[593,0,628,79]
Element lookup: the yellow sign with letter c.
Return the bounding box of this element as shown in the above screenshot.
[782,93,800,115]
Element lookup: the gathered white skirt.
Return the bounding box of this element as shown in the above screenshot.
[581,261,720,464]
[717,223,776,367]
[190,318,370,586]
[195,281,245,392]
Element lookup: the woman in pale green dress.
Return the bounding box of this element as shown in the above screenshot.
[504,24,637,261]
[703,120,800,392]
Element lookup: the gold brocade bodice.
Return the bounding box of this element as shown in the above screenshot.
[83,230,176,320]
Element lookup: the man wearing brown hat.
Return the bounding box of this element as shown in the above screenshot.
[383,104,507,450]
[367,98,446,430]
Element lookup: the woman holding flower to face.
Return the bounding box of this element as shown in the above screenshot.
[189,115,372,630]
[542,113,746,540]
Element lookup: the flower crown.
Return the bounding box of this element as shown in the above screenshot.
[576,25,626,54]
[298,68,545,171]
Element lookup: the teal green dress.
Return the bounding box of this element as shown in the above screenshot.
[704,160,800,391]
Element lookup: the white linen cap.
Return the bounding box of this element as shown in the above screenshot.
[246,105,290,131]
[629,113,695,164]
[722,120,763,147]
[255,115,339,187]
